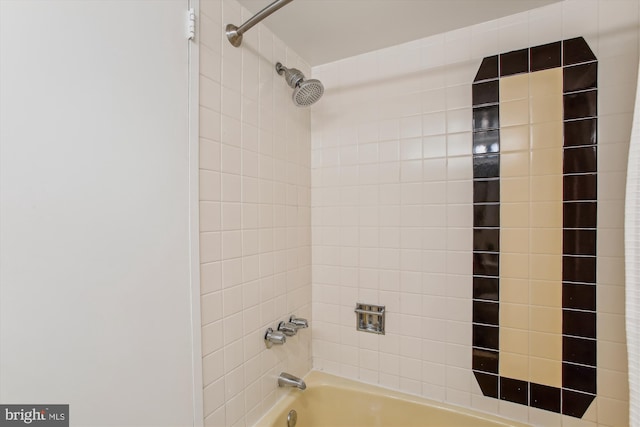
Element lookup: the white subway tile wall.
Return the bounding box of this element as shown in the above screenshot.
[311,1,638,426]
[199,1,312,426]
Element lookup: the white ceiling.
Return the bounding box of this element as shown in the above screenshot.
[234,0,562,66]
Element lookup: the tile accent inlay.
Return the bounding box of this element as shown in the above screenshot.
[472,37,598,418]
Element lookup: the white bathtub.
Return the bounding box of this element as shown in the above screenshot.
[255,371,529,427]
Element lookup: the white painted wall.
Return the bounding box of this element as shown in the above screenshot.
[0,1,201,425]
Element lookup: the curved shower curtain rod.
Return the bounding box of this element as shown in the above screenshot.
[226,0,294,47]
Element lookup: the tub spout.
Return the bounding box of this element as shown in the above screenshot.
[278,372,306,390]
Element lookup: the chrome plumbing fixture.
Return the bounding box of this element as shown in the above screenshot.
[278,321,298,337]
[355,303,386,335]
[264,328,286,348]
[287,410,297,427]
[289,315,308,329]
[226,0,294,47]
[275,62,324,107]
[278,372,306,390]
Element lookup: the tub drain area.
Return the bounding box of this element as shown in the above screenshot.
[287,409,297,427]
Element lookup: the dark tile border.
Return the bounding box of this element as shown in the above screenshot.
[472,37,597,418]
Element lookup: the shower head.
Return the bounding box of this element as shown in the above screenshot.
[276,62,324,107]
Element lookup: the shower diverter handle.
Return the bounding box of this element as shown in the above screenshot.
[278,321,298,336]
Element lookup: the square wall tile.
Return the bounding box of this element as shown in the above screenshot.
[500,99,529,127]
[530,357,561,388]
[499,73,529,101]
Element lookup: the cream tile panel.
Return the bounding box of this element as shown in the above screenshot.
[501,125,530,153]
[529,280,562,308]
[501,152,530,178]
[530,306,562,334]
[530,175,563,202]
[500,99,530,127]
[500,73,530,102]
[530,121,563,151]
[499,68,564,390]
[530,149,563,176]
[529,331,562,361]
[501,203,530,228]
[501,177,530,203]
[501,228,529,254]
[530,95,563,124]
[530,228,562,255]
[529,68,562,97]
[500,352,529,382]
[530,254,562,282]
[529,357,562,388]
[501,252,529,279]
[500,327,529,355]
[501,303,529,330]
[501,278,529,305]
[530,202,562,228]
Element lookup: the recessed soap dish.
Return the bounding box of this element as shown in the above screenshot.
[355,303,385,334]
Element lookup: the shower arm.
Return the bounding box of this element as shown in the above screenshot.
[226,0,294,47]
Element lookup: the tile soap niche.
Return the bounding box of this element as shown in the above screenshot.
[355,303,385,334]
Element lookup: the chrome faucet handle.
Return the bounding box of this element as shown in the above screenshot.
[278,321,298,336]
[289,315,308,329]
[264,328,286,348]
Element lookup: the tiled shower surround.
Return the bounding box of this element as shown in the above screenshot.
[197,1,640,426]
[311,1,638,426]
[198,0,312,425]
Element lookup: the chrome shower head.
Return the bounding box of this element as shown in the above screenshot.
[276,62,324,107]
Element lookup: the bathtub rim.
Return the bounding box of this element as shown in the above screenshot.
[253,370,531,427]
